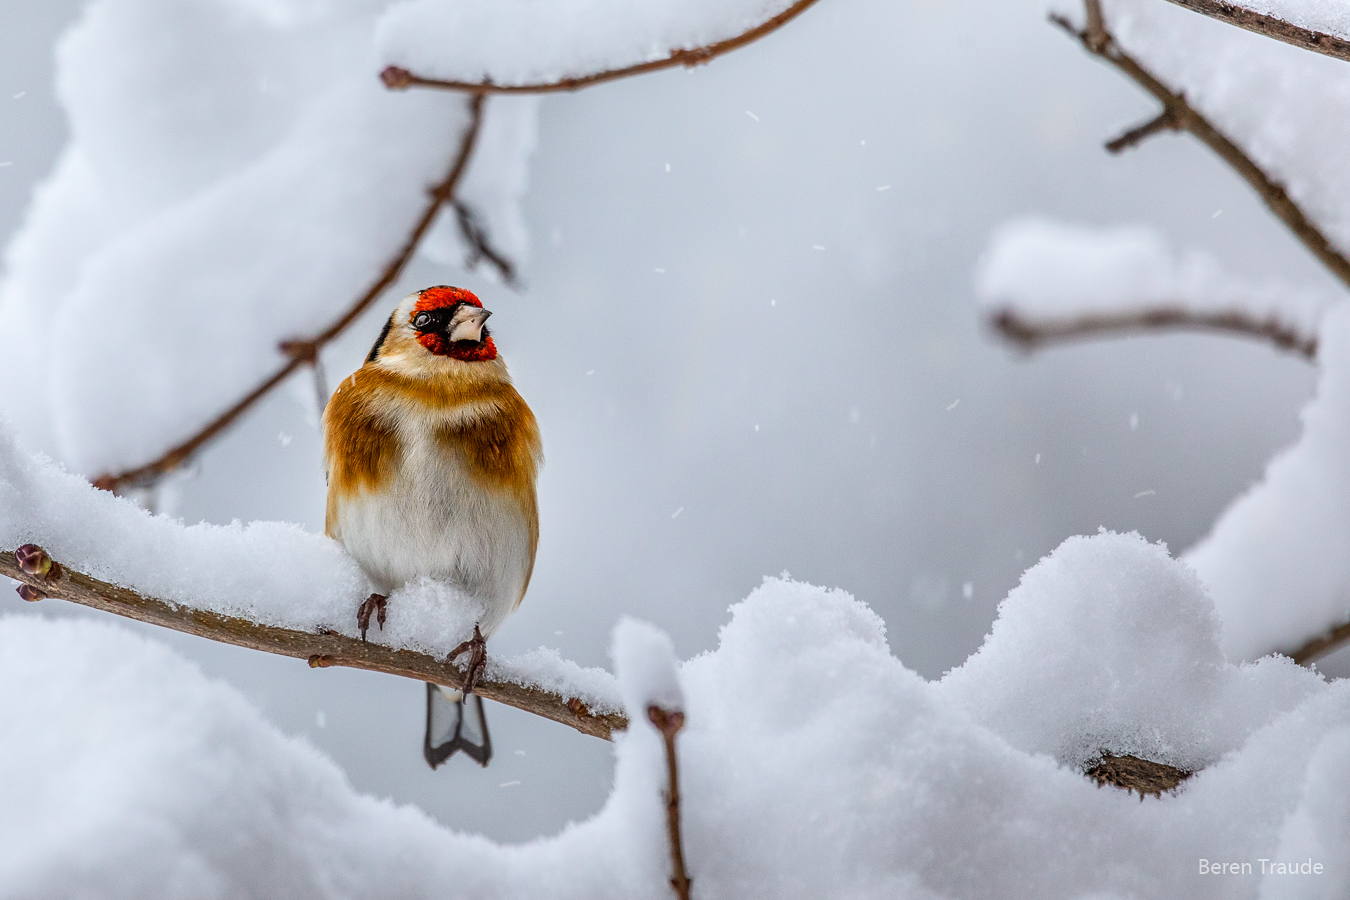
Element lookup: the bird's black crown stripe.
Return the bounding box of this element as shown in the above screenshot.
[365,313,396,363]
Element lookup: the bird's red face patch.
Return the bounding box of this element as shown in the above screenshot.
[414,285,482,313]
[410,286,498,362]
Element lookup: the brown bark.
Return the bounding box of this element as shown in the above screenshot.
[1162,0,1350,64]
[648,706,692,900]
[1085,753,1192,797]
[989,306,1317,360]
[380,0,821,95]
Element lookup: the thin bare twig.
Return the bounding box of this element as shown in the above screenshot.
[998,9,1350,360]
[453,201,518,285]
[379,0,821,95]
[1161,0,1350,64]
[990,306,1318,359]
[1288,620,1350,666]
[1084,0,1108,52]
[648,705,692,900]
[92,93,489,494]
[1051,12,1350,294]
[1104,108,1180,153]
[3,544,625,740]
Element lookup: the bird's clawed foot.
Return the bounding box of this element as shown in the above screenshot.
[357,593,387,643]
[449,625,487,695]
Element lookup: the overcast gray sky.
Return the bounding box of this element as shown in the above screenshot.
[0,0,1332,841]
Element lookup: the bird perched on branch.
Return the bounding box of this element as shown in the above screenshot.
[322,285,542,768]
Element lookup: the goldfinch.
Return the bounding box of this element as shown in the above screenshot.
[322,285,542,767]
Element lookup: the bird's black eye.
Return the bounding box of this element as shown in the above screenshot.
[413,313,431,329]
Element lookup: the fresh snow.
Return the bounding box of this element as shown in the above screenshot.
[0,424,622,714]
[612,617,685,716]
[4,418,1349,894]
[4,533,1350,898]
[1091,0,1350,661]
[941,531,1321,773]
[1187,303,1350,661]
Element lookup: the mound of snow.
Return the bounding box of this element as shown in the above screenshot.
[4,532,1350,897]
[941,531,1322,771]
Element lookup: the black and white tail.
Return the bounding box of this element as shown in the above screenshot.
[423,682,492,769]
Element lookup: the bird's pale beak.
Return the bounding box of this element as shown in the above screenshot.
[447,306,492,343]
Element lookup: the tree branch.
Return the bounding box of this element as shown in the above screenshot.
[1104,108,1180,153]
[2,544,625,741]
[1161,0,1350,64]
[379,0,822,95]
[453,201,518,285]
[5,544,1231,798]
[1288,620,1350,666]
[1051,12,1350,294]
[648,705,692,900]
[92,93,490,494]
[989,306,1318,359]
[1084,0,1109,52]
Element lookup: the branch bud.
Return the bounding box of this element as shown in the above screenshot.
[647,705,686,739]
[16,584,45,602]
[15,544,55,579]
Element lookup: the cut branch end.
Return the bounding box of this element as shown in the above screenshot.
[380,66,414,90]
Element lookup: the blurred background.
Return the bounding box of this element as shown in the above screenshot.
[1,0,1340,841]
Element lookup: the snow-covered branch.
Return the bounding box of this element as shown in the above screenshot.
[1052,8,1350,293]
[1161,0,1350,63]
[377,0,821,94]
[76,0,822,496]
[2,543,624,741]
[992,306,1318,357]
[985,4,1350,359]
[89,95,488,494]
[979,221,1326,359]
